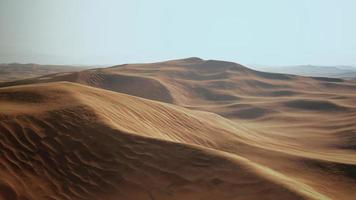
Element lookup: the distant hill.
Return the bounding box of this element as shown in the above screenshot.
[249,65,356,80]
[0,63,92,82]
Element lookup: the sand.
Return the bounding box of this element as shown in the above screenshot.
[0,63,89,82]
[0,58,356,200]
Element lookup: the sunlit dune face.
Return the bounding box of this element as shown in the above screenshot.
[0,58,356,200]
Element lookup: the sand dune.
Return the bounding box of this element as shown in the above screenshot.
[0,63,90,82]
[249,64,356,80]
[1,82,311,200]
[2,58,356,107]
[1,58,356,199]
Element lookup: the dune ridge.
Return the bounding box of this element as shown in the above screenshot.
[1,82,355,199]
[0,63,89,82]
[1,58,356,199]
[0,82,319,200]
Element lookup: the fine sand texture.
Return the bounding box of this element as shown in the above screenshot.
[0,58,356,200]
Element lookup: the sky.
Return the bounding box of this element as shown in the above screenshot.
[1,0,356,66]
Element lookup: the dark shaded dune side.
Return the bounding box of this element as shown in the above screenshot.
[0,70,174,103]
[75,71,174,103]
[0,183,17,200]
[205,80,239,90]
[304,159,356,180]
[223,107,275,120]
[319,81,356,90]
[284,99,349,112]
[188,87,240,102]
[338,130,356,150]
[251,70,295,80]
[266,90,299,97]
[162,70,232,81]
[0,91,47,103]
[311,77,344,82]
[240,79,288,89]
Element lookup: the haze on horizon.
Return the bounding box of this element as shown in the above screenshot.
[1,0,356,66]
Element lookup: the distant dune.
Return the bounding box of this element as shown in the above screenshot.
[0,58,356,200]
[249,64,356,80]
[0,63,91,82]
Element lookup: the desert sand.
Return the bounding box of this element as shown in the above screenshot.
[0,63,89,82]
[0,58,356,200]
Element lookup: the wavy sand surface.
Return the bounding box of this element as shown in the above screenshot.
[1,58,356,199]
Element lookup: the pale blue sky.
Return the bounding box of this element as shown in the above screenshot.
[1,0,356,65]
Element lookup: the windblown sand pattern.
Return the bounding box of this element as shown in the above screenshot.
[1,58,356,200]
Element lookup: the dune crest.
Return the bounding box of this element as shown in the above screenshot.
[1,58,356,199]
[0,82,318,200]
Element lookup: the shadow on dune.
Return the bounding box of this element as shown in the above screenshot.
[223,107,274,120]
[284,99,348,112]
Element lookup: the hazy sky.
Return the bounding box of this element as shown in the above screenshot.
[1,0,356,65]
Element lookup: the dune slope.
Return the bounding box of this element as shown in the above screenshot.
[0,63,89,82]
[1,58,356,199]
[0,82,317,200]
